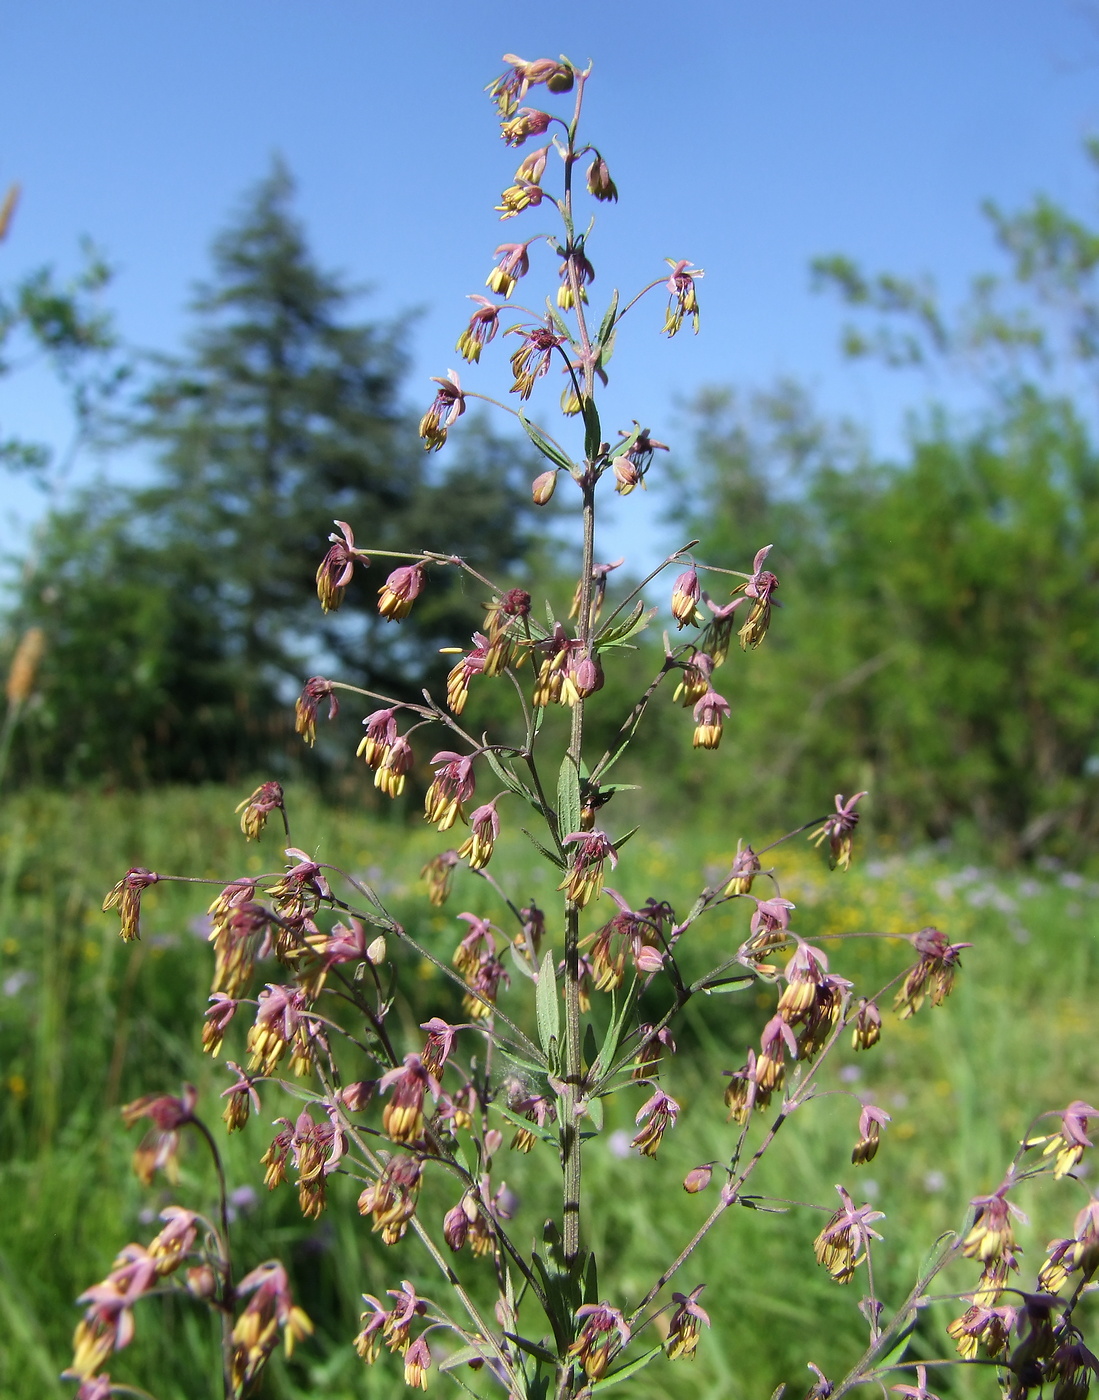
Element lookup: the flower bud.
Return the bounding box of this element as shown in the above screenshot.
[186,1264,218,1299]
[546,63,575,93]
[683,1164,713,1194]
[532,469,557,505]
[366,935,387,965]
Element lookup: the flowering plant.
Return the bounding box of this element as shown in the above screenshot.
[80,53,1099,1400]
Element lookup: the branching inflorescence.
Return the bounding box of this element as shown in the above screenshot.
[81,52,1099,1400]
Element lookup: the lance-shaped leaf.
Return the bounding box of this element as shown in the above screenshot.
[536,949,561,1054]
[519,409,576,473]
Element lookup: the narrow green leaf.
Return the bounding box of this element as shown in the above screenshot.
[504,1333,560,1366]
[583,1095,603,1131]
[591,1346,664,1391]
[607,420,641,460]
[582,395,602,461]
[440,1343,495,1373]
[519,410,575,473]
[521,827,566,869]
[536,949,561,1054]
[557,756,582,837]
[596,289,620,345]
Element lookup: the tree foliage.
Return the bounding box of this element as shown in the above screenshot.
[12,166,542,786]
[674,151,1099,859]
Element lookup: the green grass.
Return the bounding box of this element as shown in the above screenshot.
[2,784,1098,1399]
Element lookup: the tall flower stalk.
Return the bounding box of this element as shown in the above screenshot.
[79,52,1099,1400]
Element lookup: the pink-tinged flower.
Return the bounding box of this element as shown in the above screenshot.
[404,1335,432,1390]
[295,676,338,745]
[486,240,534,298]
[894,925,971,1019]
[69,1245,159,1377]
[746,895,795,954]
[202,992,238,1057]
[235,780,285,842]
[776,937,827,1021]
[378,1054,438,1145]
[670,568,702,628]
[419,369,465,451]
[357,707,397,769]
[633,1023,676,1080]
[220,1060,261,1132]
[288,1105,345,1218]
[631,1088,680,1158]
[1049,1341,1099,1399]
[496,178,545,219]
[420,1017,460,1077]
[458,797,502,870]
[585,894,663,991]
[121,1084,197,1185]
[1032,1101,1099,1180]
[663,258,703,337]
[851,997,882,1051]
[102,867,159,942]
[570,556,624,624]
[723,842,762,897]
[456,295,503,363]
[443,1195,476,1250]
[963,1181,1025,1267]
[462,947,509,1020]
[267,848,331,915]
[445,633,490,714]
[315,520,367,612]
[425,750,477,831]
[737,544,781,649]
[378,561,426,621]
[723,1049,759,1122]
[814,1184,886,1283]
[560,830,618,909]
[587,154,618,203]
[946,1302,1014,1359]
[486,54,574,118]
[556,244,595,311]
[891,1365,942,1400]
[208,885,269,998]
[375,734,414,799]
[507,318,568,398]
[569,1303,631,1381]
[852,1103,891,1165]
[246,983,311,1076]
[532,468,558,504]
[358,1157,424,1245]
[508,1093,554,1152]
[146,1205,199,1276]
[72,1376,113,1400]
[756,1014,799,1095]
[230,1260,313,1392]
[421,848,460,906]
[692,688,730,749]
[665,1285,710,1360]
[673,649,715,708]
[683,1164,713,1194]
[810,791,868,871]
[613,424,667,495]
[501,109,552,146]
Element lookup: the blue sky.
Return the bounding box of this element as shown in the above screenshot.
[3,0,1099,563]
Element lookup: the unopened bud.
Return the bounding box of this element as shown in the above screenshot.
[546,63,575,94]
[532,469,557,505]
[683,1165,713,1194]
[484,1128,503,1160]
[186,1264,218,1299]
[366,935,387,965]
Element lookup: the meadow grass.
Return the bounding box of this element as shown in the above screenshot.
[1,784,1097,1398]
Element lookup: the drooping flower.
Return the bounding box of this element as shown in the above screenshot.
[560,830,618,908]
[894,925,971,1019]
[501,110,552,146]
[295,676,338,745]
[663,258,703,337]
[378,562,426,621]
[457,798,502,870]
[809,791,868,871]
[315,520,367,611]
[102,867,160,942]
[230,1261,313,1393]
[378,1054,438,1145]
[507,318,568,398]
[421,849,460,906]
[631,1088,680,1157]
[586,154,618,203]
[121,1084,197,1185]
[568,1302,631,1381]
[665,1285,710,1360]
[235,781,285,842]
[486,240,534,297]
[692,688,730,749]
[852,1103,891,1165]
[813,1184,886,1283]
[456,296,502,363]
[424,751,477,831]
[1030,1101,1099,1180]
[418,369,465,450]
